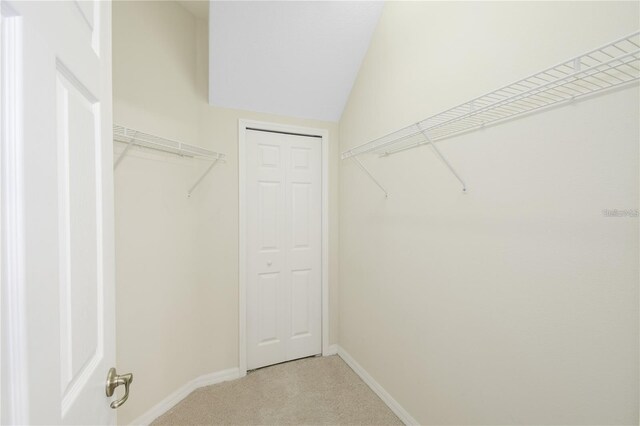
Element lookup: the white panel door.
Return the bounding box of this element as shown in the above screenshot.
[246,129,322,370]
[1,1,118,424]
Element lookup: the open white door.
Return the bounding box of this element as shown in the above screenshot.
[1,1,122,424]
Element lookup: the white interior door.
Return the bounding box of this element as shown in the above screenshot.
[1,1,118,424]
[246,129,322,370]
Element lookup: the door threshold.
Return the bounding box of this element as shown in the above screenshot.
[247,353,322,373]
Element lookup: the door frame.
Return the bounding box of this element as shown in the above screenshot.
[238,119,329,377]
[1,4,29,424]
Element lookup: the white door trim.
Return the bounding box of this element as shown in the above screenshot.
[0,4,29,424]
[238,119,329,377]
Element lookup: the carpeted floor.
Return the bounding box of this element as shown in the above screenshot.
[151,355,403,425]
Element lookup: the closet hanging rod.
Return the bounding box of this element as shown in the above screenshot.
[342,30,640,160]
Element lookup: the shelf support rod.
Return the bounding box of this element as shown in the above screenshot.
[113,134,138,170]
[352,156,388,198]
[187,157,221,198]
[416,124,467,192]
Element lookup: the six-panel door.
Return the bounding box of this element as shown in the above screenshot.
[246,129,322,370]
[2,1,116,423]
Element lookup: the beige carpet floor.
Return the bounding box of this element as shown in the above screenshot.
[151,355,403,425]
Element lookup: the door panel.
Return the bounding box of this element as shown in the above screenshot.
[1,1,115,424]
[247,129,322,370]
[258,272,280,345]
[284,132,321,361]
[291,183,310,248]
[258,182,280,250]
[291,269,311,338]
[56,65,103,417]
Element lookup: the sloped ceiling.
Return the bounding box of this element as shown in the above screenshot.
[209,1,383,122]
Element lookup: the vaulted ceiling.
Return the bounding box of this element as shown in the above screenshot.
[208,1,384,122]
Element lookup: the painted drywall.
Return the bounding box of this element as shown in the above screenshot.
[339,2,639,425]
[113,2,340,424]
[209,1,383,121]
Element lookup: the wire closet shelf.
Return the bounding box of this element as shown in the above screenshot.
[113,124,226,197]
[342,31,640,161]
[113,125,225,161]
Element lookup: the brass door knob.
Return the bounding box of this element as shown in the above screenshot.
[106,367,133,409]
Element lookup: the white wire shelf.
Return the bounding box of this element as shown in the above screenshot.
[113,124,226,197]
[113,125,224,161]
[342,31,640,163]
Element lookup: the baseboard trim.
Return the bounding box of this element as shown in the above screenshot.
[129,367,240,425]
[337,346,419,426]
[130,348,416,425]
[324,343,338,356]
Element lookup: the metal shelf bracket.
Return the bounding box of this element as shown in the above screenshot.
[352,157,389,198]
[187,157,222,198]
[113,133,137,170]
[416,124,467,193]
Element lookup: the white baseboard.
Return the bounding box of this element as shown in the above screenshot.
[129,367,240,425]
[129,348,416,425]
[337,346,419,426]
[324,343,338,356]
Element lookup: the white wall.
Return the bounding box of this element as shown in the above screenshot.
[113,2,339,424]
[339,2,639,425]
